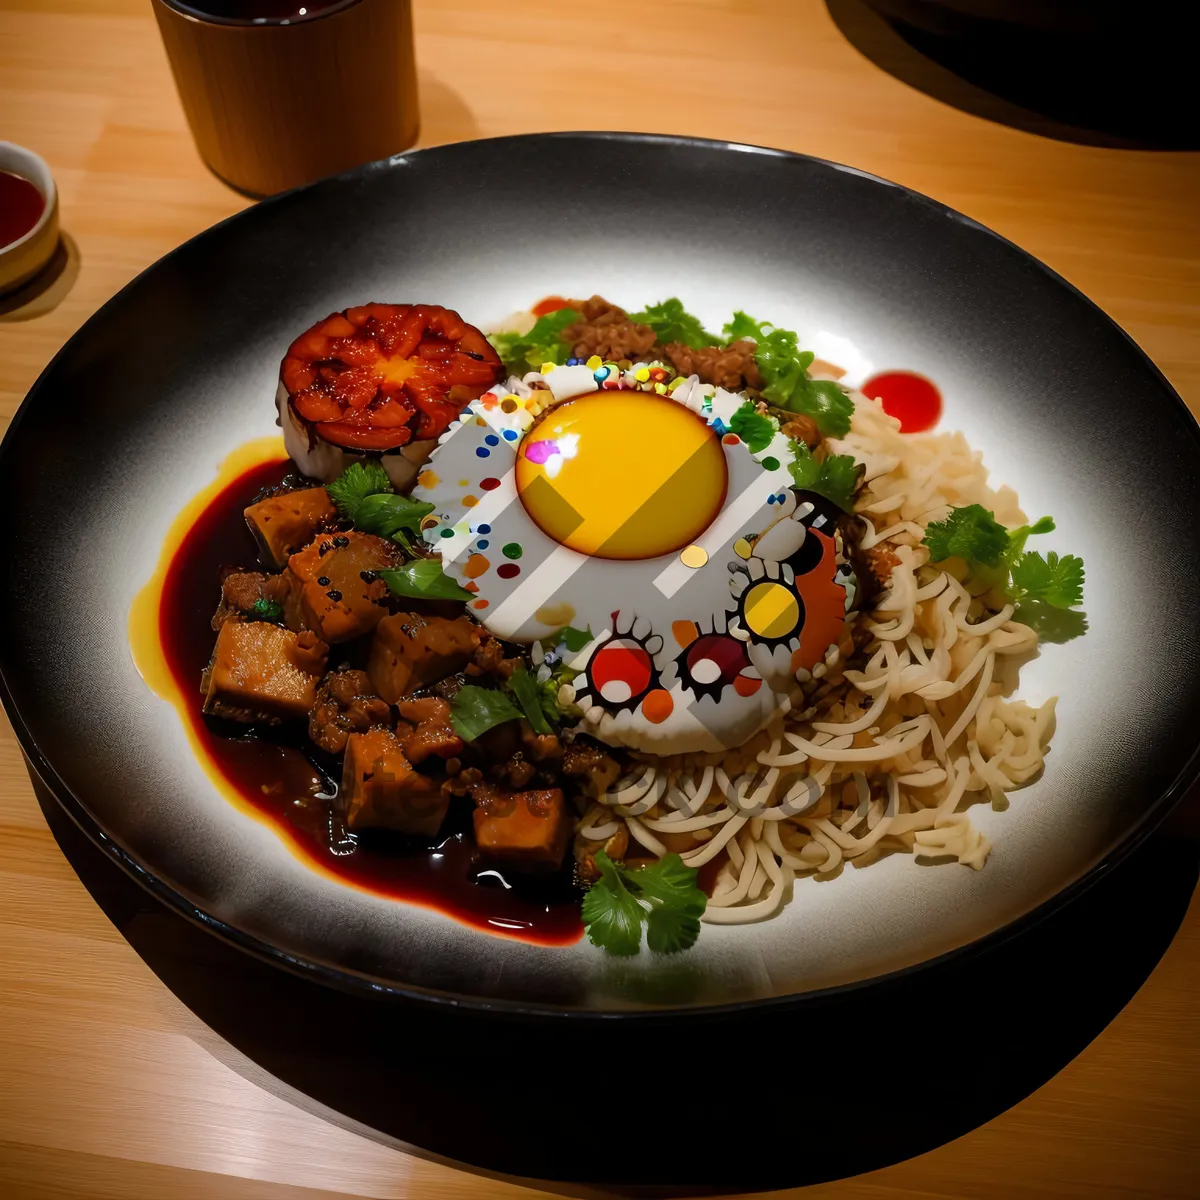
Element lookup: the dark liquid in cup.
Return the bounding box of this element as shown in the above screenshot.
[0,171,45,249]
[162,0,360,24]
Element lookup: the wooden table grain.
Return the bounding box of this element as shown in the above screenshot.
[1,1,1197,1197]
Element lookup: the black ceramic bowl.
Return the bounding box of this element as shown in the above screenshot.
[3,133,1198,1014]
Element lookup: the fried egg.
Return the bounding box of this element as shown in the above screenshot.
[412,361,855,754]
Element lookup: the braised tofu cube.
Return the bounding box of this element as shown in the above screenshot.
[368,612,481,703]
[285,531,400,643]
[203,621,328,722]
[342,727,448,834]
[244,487,336,570]
[472,787,570,869]
[396,696,464,765]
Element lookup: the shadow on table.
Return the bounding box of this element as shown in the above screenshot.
[826,0,1200,150]
[0,232,81,322]
[35,778,1199,1197]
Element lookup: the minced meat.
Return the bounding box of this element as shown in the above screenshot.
[563,295,658,364]
[308,668,391,754]
[661,339,763,391]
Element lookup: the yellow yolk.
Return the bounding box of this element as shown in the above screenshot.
[515,392,728,560]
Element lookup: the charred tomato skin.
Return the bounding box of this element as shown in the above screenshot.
[281,303,503,451]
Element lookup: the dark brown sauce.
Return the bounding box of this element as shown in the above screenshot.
[0,171,45,249]
[159,458,583,946]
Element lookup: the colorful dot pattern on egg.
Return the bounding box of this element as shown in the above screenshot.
[641,689,674,724]
[502,543,523,560]
[679,544,708,569]
[497,563,520,579]
[745,581,801,639]
[480,477,501,490]
[762,456,780,471]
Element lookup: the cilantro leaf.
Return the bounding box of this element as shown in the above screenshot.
[581,851,706,956]
[1009,551,1084,610]
[923,505,1084,610]
[729,400,778,454]
[722,313,853,437]
[645,902,703,956]
[923,503,1010,567]
[378,559,474,602]
[787,438,861,511]
[723,311,770,342]
[628,298,718,350]
[542,625,594,654]
[582,851,646,956]
[449,685,524,742]
[353,492,435,552]
[326,461,392,523]
[491,308,581,375]
[626,854,706,915]
[1004,515,1055,562]
[506,666,553,735]
[248,597,283,624]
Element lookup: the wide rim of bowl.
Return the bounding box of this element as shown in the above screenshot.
[0,141,58,256]
[4,131,1199,1020]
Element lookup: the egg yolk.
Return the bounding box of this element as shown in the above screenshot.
[515,392,728,560]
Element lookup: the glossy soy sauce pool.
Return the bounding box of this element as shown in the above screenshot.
[158,457,583,945]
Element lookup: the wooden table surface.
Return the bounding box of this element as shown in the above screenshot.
[1,1,1198,1197]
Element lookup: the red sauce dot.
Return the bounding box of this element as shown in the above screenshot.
[479,477,501,491]
[532,295,570,318]
[860,371,942,433]
[496,563,520,579]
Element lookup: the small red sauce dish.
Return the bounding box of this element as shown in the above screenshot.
[0,142,59,296]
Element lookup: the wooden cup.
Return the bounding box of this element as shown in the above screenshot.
[152,0,419,198]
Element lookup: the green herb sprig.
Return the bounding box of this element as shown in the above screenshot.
[378,560,474,602]
[447,685,524,742]
[582,850,707,956]
[628,297,717,350]
[729,400,778,454]
[491,309,582,375]
[326,461,392,523]
[723,312,854,437]
[353,492,435,553]
[923,506,1084,610]
[786,437,861,511]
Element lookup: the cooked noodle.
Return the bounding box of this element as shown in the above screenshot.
[574,394,1056,922]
